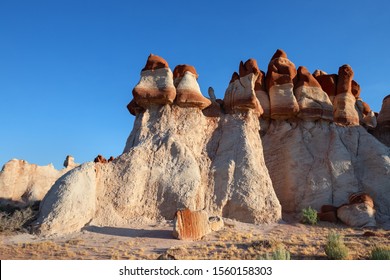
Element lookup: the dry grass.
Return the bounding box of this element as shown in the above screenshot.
[0,221,389,260]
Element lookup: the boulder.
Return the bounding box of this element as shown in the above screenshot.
[132,54,176,108]
[294,66,333,121]
[266,49,299,120]
[173,209,211,241]
[173,64,211,109]
[333,65,360,125]
[223,59,263,116]
[337,202,376,227]
[36,163,97,235]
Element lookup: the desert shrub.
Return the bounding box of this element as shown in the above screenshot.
[301,206,318,225]
[0,205,38,234]
[325,232,349,260]
[258,245,291,260]
[370,246,390,260]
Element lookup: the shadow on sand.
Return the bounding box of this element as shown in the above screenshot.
[83,225,174,239]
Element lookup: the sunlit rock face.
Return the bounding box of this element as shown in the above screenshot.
[22,51,389,235]
[294,66,333,121]
[372,95,390,147]
[0,157,78,205]
[266,49,299,120]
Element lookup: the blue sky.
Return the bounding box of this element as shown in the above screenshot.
[1,0,389,169]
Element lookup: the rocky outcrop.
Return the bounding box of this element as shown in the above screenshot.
[313,70,338,103]
[266,49,299,120]
[132,54,176,108]
[337,193,376,227]
[0,156,78,205]
[262,120,390,225]
[255,70,270,118]
[173,65,211,109]
[36,163,96,235]
[34,55,282,235]
[372,95,390,146]
[223,59,263,116]
[294,66,333,121]
[333,65,360,125]
[28,51,390,235]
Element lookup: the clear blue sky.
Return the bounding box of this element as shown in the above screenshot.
[1,0,389,169]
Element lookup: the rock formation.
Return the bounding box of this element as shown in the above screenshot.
[294,66,333,121]
[223,59,263,116]
[337,193,376,227]
[132,54,176,107]
[35,54,282,235]
[0,156,78,205]
[333,65,360,125]
[3,50,387,236]
[266,49,299,120]
[313,70,338,104]
[372,95,390,146]
[173,65,211,109]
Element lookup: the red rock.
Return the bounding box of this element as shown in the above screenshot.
[294,66,333,121]
[173,209,211,241]
[223,59,263,116]
[318,211,338,223]
[373,95,390,146]
[127,99,145,116]
[313,71,338,103]
[351,80,361,98]
[173,64,211,110]
[265,49,299,120]
[132,54,176,108]
[141,54,169,71]
[348,192,374,209]
[108,156,115,162]
[333,65,359,125]
[94,155,107,164]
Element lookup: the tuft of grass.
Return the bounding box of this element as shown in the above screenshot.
[325,232,349,260]
[301,207,318,225]
[258,245,291,260]
[370,246,390,260]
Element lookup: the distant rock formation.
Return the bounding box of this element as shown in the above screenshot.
[372,95,390,146]
[0,156,78,205]
[21,51,390,235]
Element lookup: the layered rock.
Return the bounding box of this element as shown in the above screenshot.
[0,156,78,205]
[132,54,176,108]
[266,49,299,120]
[172,209,212,241]
[294,66,333,121]
[223,59,263,116]
[262,120,390,225]
[337,193,376,227]
[333,65,360,125]
[173,65,211,109]
[313,70,338,104]
[35,55,282,235]
[372,95,390,146]
[255,70,270,118]
[356,98,377,128]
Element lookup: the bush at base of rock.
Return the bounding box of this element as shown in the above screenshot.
[301,206,318,225]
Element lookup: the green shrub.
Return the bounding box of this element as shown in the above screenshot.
[370,246,390,260]
[301,206,318,225]
[325,232,349,260]
[259,246,291,260]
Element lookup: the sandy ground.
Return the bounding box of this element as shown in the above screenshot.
[1,219,389,260]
